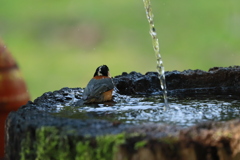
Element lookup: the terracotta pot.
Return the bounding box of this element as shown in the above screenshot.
[0,40,30,157]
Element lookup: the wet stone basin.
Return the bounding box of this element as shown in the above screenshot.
[54,94,240,127]
[5,66,240,160]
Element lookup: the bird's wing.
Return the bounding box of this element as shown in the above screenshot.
[82,78,114,100]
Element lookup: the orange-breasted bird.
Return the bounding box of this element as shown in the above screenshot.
[76,65,114,105]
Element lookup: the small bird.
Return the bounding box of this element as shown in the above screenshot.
[76,65,114,105]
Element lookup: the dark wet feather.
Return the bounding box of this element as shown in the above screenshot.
[82,78,114,100]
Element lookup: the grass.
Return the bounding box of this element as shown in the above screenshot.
[0,0,239,100]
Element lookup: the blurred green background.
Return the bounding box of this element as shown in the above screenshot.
[1,0,239,100]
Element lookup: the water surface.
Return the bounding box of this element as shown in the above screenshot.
[53,94,240,127]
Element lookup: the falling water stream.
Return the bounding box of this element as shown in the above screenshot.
[143,0,169,109]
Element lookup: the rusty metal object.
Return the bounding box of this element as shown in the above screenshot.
[0,39,30,158]
[0,40,30,110]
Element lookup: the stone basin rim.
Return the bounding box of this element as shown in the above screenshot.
[6,66,240,160]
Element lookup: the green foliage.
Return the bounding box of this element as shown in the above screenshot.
[1,0,239,100]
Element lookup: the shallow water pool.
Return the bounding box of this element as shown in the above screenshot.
[52,94,240,127]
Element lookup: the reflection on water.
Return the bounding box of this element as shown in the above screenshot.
[53,94,240,127]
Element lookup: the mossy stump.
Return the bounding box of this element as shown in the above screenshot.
[6,115,240,160]
[6,102,240,160]
[6,66,240,160]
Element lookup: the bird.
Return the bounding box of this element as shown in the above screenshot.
[76,65,114,105]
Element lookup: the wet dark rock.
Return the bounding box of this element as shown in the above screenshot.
[118,119,240,160]
[113,66,240,97]
[7,100,240,160]
[33,87,83,107]
[113,71,161,95]
[5,101,131,160]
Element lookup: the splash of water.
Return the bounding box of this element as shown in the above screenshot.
[143,0,169,109]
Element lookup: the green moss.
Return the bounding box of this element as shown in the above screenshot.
[134,140,147,150]
[215,130,233,139]
[159,136,178,149]
[20,126,80,160]
[20,132,35,160]
[35,126,75,160]
[75,140,93,160]
[75,133,126,160]
[20,126,126,160]
[160,136,178,144]
[98,133,126,159]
